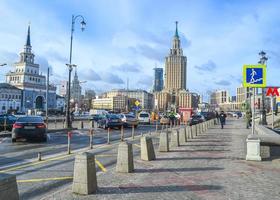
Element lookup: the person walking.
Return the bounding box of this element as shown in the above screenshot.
[215,111,219,125]
[219,111,226,129]
[246,110,252,129]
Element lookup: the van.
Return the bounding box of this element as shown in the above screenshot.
[138,112,150,124]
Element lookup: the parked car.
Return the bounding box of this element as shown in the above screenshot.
[11,116,47,142]
[91,114,103,122]
[119,114,139,128]
[160,115,170,125]
[98,114,123,129]
[0,114,17,131]
[138,112,150,124]
[187,115,205,126]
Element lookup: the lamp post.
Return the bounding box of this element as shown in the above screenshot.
[258,50,268,125]
[65,15,86,129]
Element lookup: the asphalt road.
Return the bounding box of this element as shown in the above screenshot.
[0,123,167,200]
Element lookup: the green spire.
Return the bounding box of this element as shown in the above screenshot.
[175,21,179,38]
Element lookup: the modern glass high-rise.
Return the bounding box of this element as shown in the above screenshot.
[153,67,163,92]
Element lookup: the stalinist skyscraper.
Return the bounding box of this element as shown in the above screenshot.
[154,22,198,112]
[165,21,187,91]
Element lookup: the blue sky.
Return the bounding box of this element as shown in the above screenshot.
[0,0,279,98]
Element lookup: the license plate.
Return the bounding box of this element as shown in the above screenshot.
[24,126,35,129]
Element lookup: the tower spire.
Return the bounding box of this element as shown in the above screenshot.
[26,24,31,46]
[175,21,179,38]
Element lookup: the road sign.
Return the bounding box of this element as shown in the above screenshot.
[135,100,140,106]
[243,64,266,88]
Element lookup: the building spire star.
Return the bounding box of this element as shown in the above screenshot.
[175,21,179,38]
[26,24,31,46]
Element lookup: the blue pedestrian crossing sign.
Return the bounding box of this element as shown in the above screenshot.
[243,64,266,88]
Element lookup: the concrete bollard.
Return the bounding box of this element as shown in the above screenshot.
[186,126,191,139]
[171,129,180,148]
[159,130,170,152]
[191,125,196,138]
[246,137,261,161]
[116,141,134,173]
[80,121,84,129]
[72,152,97,195]
[141,136,156,161]
[0,174,19,200]
[38,152,42,161]
[179,127,187,144]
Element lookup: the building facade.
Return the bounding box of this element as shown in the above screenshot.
[92,95,128,112]
[210,90,230,106]
[153,22,198,112]
[0,83,22,114]
[71,70,82,105]
[5,25,56,113]
[164,21,187,91]
[153,67,163,92]
[106,89,153,111]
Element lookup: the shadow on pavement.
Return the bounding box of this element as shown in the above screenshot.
[133,167,224,173]
[170,149,230,152]
[156,156,227,161]
[96,184,223,194]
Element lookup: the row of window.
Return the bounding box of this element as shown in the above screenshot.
[15,68,37,74]
[9,76,41,83]
[1,94,21,99]
[1,106,20,111]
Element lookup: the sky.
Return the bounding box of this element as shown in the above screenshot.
[0,0,279,100]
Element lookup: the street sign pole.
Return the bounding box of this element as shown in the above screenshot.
[271,97,274,129]
[252,88,255,135]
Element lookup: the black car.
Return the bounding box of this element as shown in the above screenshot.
[98,114,123,129]
[187,115,205,126]
[12,116,47,142]
[0,114,17,131]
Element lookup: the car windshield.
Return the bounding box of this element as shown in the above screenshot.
[139,113,149,117]
[107,114,119,119]
[125,115,135,119]
[17,117,43,123]
[192,115,202,119]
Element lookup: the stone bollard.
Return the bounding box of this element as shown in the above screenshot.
[186,126,191,139]
[72,152,97,195]
[159,130,170,152]
[246,137,261,161]
[191,125,196,138]
[116,141,134,173]
[80,121,84,129]
[171,129,180,148]
[179,127,187,144]
[0,174,19,200]
[141,136,156,161]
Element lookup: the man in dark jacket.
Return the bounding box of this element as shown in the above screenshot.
[219,111,227,129]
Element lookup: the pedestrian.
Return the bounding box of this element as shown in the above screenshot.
[215,111,219,125]
[246,110,252,129]
[219,111,226,129]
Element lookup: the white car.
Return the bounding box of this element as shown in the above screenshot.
[138,112,150,124]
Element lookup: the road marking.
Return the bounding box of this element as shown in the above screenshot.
[95,159,107,172]
[0,130,149,173]
[0,154,72,173]
[133,144,141,148]
[17,176,73,183]
[96,154,116,158]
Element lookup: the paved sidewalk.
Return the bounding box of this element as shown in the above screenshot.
[43,119,280,200]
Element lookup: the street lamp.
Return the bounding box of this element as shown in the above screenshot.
[258,50,268,125]
[65,14,86,129]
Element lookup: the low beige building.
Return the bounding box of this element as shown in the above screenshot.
[92,96,128,112]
